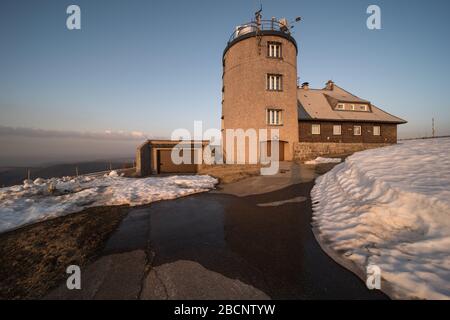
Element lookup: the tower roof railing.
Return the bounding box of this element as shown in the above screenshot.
[227,20,291,43]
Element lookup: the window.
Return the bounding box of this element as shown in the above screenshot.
[312,124,321,135]
[333,125,342,135]
[350,104,356,111]
[336,103,345,110]
[267,109,283,125]
[373,126,381,136]
[354,125,362,136]
[268,42,282,58]
[267,74,282,91]
[359,105,368,111]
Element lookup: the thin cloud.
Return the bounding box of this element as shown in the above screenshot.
[0,126,160,141]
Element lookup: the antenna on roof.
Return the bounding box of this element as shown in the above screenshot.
[255,2,262,15]
[289,16,302,30]
[254,3,263,54]
[255,3,262,26]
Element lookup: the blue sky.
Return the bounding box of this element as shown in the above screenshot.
[1,0,450,165]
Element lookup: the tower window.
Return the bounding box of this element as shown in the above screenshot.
[268,42,282,58]
[267,109,283,125]
[267,74,283,91]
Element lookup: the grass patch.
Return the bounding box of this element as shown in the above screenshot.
[0,206,128,299]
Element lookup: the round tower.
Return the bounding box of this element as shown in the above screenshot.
[221,14,299,162]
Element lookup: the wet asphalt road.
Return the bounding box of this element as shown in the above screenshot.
[102,168,387,300]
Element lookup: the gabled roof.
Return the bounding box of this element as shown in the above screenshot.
[297,84,407,124]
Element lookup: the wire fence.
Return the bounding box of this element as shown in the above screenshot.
[398,135,450,141]
[0,162,136,188]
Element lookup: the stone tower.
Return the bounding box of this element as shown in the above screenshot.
[221,13,299,162]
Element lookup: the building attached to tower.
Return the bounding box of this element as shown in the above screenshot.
[221,14,406,162]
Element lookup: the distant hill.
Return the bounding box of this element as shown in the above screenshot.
[0,160,134,187]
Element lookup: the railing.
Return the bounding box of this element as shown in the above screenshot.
[228,20,291,43]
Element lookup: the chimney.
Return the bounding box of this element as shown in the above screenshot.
[325,80,334,90]
[301,82,309,90]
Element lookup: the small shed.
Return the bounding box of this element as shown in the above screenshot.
[136,140,210,176]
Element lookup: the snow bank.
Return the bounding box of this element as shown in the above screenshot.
[305,157,342,165]
[311,138,450,299]
[0,174,218,234]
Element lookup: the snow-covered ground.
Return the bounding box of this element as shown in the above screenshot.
[305,157,342,165]
[311,138,450,299]
[0,172,218,233]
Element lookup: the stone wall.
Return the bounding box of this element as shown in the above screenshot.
[294,142,392,161]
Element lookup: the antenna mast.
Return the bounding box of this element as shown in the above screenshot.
[255,5,263,55]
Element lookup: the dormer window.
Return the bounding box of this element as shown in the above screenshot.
[359,105,368,111]
[336,103,369,112]
[268,42,282,58]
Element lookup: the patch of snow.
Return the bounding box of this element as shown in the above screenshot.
[106,170,119,177]
[311,138,450,299]
[305,157,342,165]
[0,174,218,234]
[33,178,46,185]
